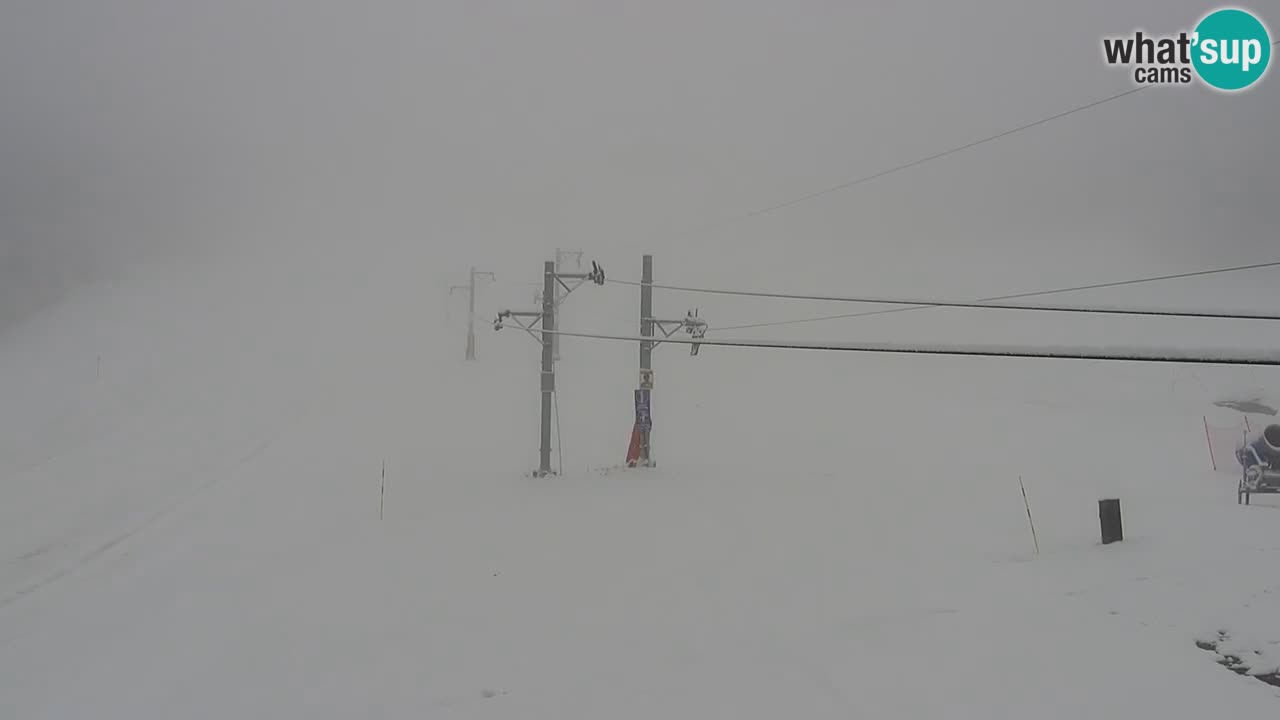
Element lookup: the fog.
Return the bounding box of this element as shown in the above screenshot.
[6,5,1280,716]
[2,0,1278,333]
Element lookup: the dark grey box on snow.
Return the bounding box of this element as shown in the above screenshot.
[1099,498,1123,544]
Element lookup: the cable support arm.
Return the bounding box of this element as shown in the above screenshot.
[644,310,709,355]
[493,309,546,346]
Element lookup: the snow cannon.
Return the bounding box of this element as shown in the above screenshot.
[1237,424,1280,504]
[1237,424,1280,466]
[1252,424,1280,463]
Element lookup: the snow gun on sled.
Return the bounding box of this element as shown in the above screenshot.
[1235,424,1280,505]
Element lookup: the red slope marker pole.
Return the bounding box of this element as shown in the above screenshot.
[1204,416,1217,471]
[1020,476,1039,556]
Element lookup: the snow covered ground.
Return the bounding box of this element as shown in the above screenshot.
[2,244,1280,718]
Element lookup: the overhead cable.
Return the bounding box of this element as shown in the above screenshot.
[606,259,1280,330]
[684,86,1148,236]
[522,327,1280,367]
[684,37,1278,236]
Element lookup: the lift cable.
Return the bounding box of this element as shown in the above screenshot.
[682,87,1146,237]
[680,37,1279,238]
[510,326,1280,367]
[604,259,1280,330]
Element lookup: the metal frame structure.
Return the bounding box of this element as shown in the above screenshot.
[1238,463,1280,505]
[494,259,605,476]
[450,267,495,360]
[629,255,710,468]
[492,251,1280,480]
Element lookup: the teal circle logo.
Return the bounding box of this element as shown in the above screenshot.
[1192,8,1271,90]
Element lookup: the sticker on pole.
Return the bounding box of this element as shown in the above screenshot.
[634,389,652,431]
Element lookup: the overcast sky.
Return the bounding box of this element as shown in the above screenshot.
[2,0,1277,333]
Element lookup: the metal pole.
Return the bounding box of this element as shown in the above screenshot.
[553,253,562,362]
[453,267,493,361]
[466,267,477,361]
[639,254,653,466]
[539,261,556,476]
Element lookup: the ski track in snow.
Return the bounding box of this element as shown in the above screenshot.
[0,435,278,609]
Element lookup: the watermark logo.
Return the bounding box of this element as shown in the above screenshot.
[1102,7,1271,91]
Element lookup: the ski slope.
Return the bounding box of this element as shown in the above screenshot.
[2,244,1280,719]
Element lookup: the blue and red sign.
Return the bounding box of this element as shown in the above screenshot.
[634,389,652,431]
